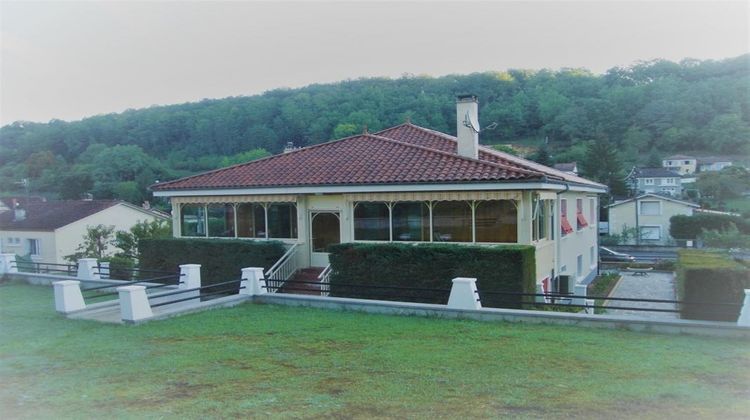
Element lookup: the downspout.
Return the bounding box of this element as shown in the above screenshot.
[554,179,570,291]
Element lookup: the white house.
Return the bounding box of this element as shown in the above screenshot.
[697,156,733,172]
[0,199,169,264]
[152,96,607,295]
[626,167,683,197]
[663,155,697,175]
[607,194,698,246]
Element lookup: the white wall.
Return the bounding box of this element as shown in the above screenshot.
[609,198,695,245]
[53,204,167,264]
[0,230,57,264]
[556,192,599,291]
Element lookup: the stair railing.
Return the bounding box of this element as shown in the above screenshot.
[318,264,332,297]
[264,243,301,293]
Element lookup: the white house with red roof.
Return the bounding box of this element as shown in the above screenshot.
[152,96,607,294]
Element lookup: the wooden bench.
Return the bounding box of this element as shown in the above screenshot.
[625,267,653,276]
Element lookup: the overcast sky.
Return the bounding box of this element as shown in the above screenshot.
[1,1,748,125]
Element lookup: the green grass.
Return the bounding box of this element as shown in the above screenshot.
[677,249,746,270]
[1,282,749,419]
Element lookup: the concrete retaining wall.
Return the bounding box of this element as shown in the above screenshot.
[252,293,750,339]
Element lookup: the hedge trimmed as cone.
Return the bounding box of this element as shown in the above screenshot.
[139,238,286,291]
[328,242,536,308]
[676,249,750,321]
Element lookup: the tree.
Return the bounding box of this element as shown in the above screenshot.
[579,139,628,196]
[65,224,116,262]
[530,145,552,166]
[696,166,750,202]
[645,150,662,167]
[114,219,172,260]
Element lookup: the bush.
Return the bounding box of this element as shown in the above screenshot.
[670,214,750,240]
[701,223,750,249]
[328,243,536,308]
[676,249,750,321]
[139,238,286,291]
[100,255,136,281]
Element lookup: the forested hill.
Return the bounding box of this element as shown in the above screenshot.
[1,55,748,203]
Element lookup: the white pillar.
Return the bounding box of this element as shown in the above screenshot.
[179,264,202,289]
[535,283,545,303]
[240,267,266,296]
[77,258,100,280]
[98,261,110,279]
[118,285,153,323]
[53,280,86,313]
[0,253,17,274]
[447,277,481,310]
[573,284,588,306]
[738,289,750,327]
[584,299,596,315]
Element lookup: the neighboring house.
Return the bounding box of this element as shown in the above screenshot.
[0,200,169,264]
[607,194,698,246]
[662,155,697,175]
[152,95,607,294]
[697,156,733,172]
[626,167,683,197]
[553,162,578,175]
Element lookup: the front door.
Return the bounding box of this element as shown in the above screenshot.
[310,211,341,267]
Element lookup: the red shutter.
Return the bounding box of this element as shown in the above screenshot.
[576,199,588,228]
[560,199,573,234]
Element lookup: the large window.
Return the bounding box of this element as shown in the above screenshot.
[207,204,235,237]
[181,204,206,237]
[640,201,660,216]
[267,203,297,239]
[532,199,547,242]
[354,202,390,241]
[392,202,430,241]
[237,203,266,238]
[432,201,472,242]
[640,226,661,241]
[476,200,517,243]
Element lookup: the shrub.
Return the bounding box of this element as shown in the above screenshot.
[670,214,750,240]
[139,238,286,291]
[676,249,750,321]
[100,255,136,281]
[328,242,536,308]
[701,223,750,249]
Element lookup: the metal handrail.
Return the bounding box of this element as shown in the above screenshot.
[318,264,332,297]
[264,243,301,293]
[265,243,300,277]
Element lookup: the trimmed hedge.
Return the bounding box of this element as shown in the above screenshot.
[670,214,750,240]
[676,249,750,321]
[139,238,286,290]
[328,243,536,308]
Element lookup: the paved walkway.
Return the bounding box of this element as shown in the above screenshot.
[605,271,678,318]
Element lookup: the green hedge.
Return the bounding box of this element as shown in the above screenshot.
[328,243,536,308]
[139,238,286,290]
[676,249,750,321]
[670,214,750,240]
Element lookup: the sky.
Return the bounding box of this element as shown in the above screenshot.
[1,1,748,125]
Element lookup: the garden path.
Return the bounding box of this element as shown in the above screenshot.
[605,271,678,318]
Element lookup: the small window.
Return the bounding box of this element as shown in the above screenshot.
[640,226,661,241]
[644,178,654,185]
[640,201,660,216]
[684,160,690,165]
[27,239,40,256]
[590,246,595,267]
[181,204,207,237]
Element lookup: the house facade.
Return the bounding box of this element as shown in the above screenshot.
[662,155,697,175]
[626,167,683,197]
[0,200,169,264]
[153,96,607,293]
[607,194,698,246]
[697,157,733,172]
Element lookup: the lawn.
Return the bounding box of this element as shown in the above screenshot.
[1,282,749,419]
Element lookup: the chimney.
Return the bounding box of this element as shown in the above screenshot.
[456,94,479,159]
[12,199,26,222]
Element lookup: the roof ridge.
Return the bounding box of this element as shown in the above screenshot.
[365,133,546,178]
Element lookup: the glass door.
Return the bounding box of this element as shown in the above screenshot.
[310,211,340,267]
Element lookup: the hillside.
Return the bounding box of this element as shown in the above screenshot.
[1,55,748,203]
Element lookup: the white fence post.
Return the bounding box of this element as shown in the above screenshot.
[584,299,596,315]
[0,253,17,274]
[77,258,100,281]
[179,264,202,289]
[447,277,481,310]
[118,285,153,323]
[240,267,266,296]
[98,261,110,279]
[573,284,588,306]
[53,280,86,313]
[738,289,750,327]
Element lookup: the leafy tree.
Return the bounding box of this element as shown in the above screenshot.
[579,139,628,196]
[530,145,553,166]
[646,150,662,167]
[114,219,172,260]
[65,224,116,262]
[697,166,750,202]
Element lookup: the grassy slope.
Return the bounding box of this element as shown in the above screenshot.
[1,283,749,419]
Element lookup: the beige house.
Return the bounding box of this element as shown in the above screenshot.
[607,194,698,246]
[152,96,607,294]
[663,155,697,175]
[0,199,169,264]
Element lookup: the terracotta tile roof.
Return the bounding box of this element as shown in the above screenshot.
[152,133,546,191]
[0,200,121,231]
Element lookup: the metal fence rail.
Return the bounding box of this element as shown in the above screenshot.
[11,261,78,275]
[148,279,245,308]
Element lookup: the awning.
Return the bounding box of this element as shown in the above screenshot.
[171,195,297,205]
[344,190,522,202]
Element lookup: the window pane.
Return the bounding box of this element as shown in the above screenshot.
[354,202,390,240]
[237,203,266,238]
[207,204,235,237]
[392,202,429,241]
[476,200,517,243]
[432,201,472,242]
[181,204,206,237]
[640,201,660,216]
[268,203,298,238]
